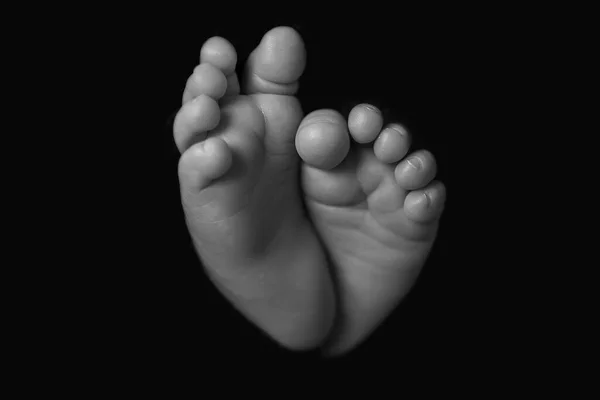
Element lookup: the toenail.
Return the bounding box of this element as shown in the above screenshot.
[390,124,407,136]
[423,191,431,207]
[407,156,422,170]
[364,104,380,114]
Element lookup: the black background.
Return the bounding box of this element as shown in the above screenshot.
[9,3,584,391]
[55,11,520,385]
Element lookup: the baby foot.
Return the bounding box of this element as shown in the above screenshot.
[173,27,334,350]
[296,104,447,355]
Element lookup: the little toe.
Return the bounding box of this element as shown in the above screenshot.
[295,110,350,170]
[244,26,306,95]
[394,150,437,190]
[404,180,446,223]
[374,124,410,163]
[182,63,228,103]
[178,137,232,192]
[348,104,384,144]
[173,94,220,153]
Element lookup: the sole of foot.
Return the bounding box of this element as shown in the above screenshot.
[296,103,446,355]
[173,27,335,350]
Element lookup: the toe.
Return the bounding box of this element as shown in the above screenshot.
[173,94,220,153]
[198,36,240,98]
[394,150,437,190]
[182,63,228,103]
[178,137,232,192]
[244,26,306,95]
[348,104,384,144]
[404,180,446,223]
[296,110,350,170]
[374,123,410,163]
[200,36,237,75]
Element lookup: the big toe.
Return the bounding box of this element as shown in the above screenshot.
[244,26,306,95]
[295,110,350,170]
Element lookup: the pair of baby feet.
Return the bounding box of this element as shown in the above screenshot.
[173,26,446,356]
